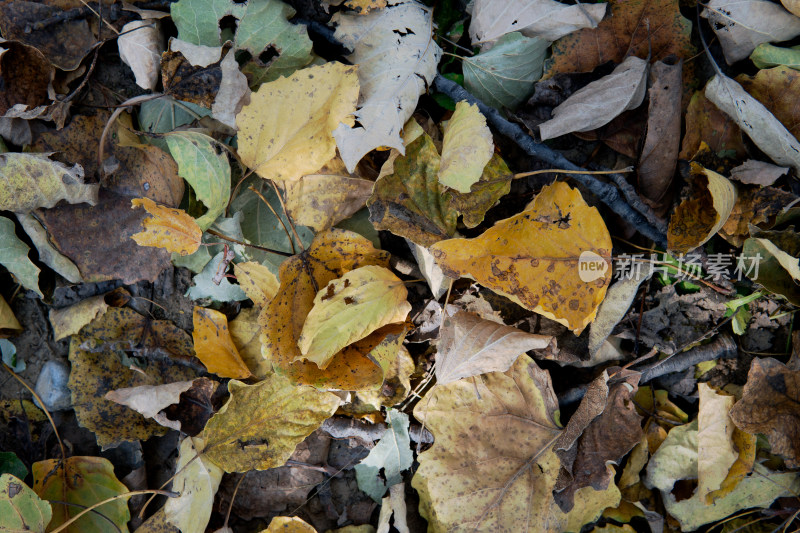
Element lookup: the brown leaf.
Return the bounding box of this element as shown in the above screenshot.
[161,48,222,108]
[0,40,54,116]
[680,91,746,160]
[729,357,800,468]
[160,378,223,437]
[736,66,800,141]
[729,160,789,186]
[718,186,798,247]
[573,108,647,159]
[638,59,682,217]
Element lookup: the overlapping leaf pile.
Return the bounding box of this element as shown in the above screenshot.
[1,0,800,532]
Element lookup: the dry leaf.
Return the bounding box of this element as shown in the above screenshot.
[118,19,165,90]
[212,49,250,129]
[435,310,552,384]
[470,0,607,44]
[680,91,746,160]
[233,261,279,309]
[193,307,252,379]
[729,160,789,186]
[667,162,737,254]
[332,1,442,171]
[0,294,21,338]
[539,56,648,140]
[262,516,317,533]
[49,294,110,341]
[105,381,196,422]
[431,181,612,333]
[438,101,494,193]
[165,436,223,533]
[297,265,411,369]
[236,62,359,181]
[169,37,222,67]
[718,186,797,247]
[0,153,98,213]
[130,197,202,255]
[701,0,800,64]
[705,72,800,172]
[697,383,738,502]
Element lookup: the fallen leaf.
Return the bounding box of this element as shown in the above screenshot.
[413,355,620,532]
[236,62,359,182]
[705,71,800,172]
[105,381,196,422]
[701,0,800,64]
[355,409,413,502]
[68,307,197,448]
[164,437,223,533]
[750,42,800,69]
[470,0,607,44]
[408,240,451,299]
[696,383,738,502]
[332,1,442,171]
[165,132,231,230]
[462,32,549,111]
[16,213,81,283]
[438,101,494,193]
[446,153,513,228]
[0,294,21,338]
[431,181,612,333]
[48,294,111,340]
[212,50,251,129]
[169,38,223,67]
[229,308,270,378]
[193,307,252,379]
[160,47,223,108]
[32,456,129,533]
[200,375,341,472]
[638,59,682,216]
[718,186,796,246]
[0,40,54,118]
[262,517,317,533]
[680,91,745,160]
[130,197,202,256]
[282,158,374,232]
[539,56,648,141]
[0,473,51,533]
[159,378,222,436]
[368,132,457,247]
[667,162,737,254]
[233,262,279,308]
[729,160,789,186]
[0,215,42,297]
[742,228,800,305]
[118,19,165,90]
[736,65,800,141]
[435,310,552,384]
[186,251,248,302]
[729,357,800,467]
[0,153,98,213]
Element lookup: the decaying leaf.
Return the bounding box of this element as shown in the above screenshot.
[730,357,800,467]
[105,381,196,427]
[539,56,648,141]
[680,91,745,160]
[118,20,165,90]
[355,409,413,502]
[237,62,359,182]
[718,186,796,246]
[436,310,552,384]
[446,153,513,228]
[0,153,98,213]
[262,517,317,533]
[16,212,81,284]
[297,265,411,369]
[193,307,252,379]
[49,294,112,341]
[470,0,607,44]
[431,181,612,333]
[233,261,279,308]
[130,197,202,256]
[701,0,800,64]
[750,42,800,69]
[164,437,223,533]
[742,228,800,305]
[200,375,341,472]
[0,215,42,298]
[705,72,800,172]
[438,101,494,193]
[413,355,620,532]
[332,1,442,171]
[667,162,737,254]
[0,473,51,533]
[0,295,22,338]
[186,251,248,302]
[729,160,789,186]
[737,65,800,141]
[32,456,130,533]
[696,383,738,502]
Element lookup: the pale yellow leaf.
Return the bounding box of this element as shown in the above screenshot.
[234,261,279,308]
[131,197,202,255]
[229,307,271,379]
[165,436,223,533]
[118,20,165,90]
[438,101,494,193]
[236,62,359,181]
[261,516,316,532]
[697,383,738,502]
[49,294,109,340]
[192,307,252,379]
[297,265,411,369]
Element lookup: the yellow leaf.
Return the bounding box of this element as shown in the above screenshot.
[229,307,271,379]
[413,355,620,532]
[439,101,494,193]
[130,197,202,255]
[234,261,279,308]
[49,294,109,340]
[261,228,410,390]
[697,383,738,503]
[236,62,359,181]
[261,516,317,532]
[430,181,612,333]
[667,162,736,254]
[297,265,411,369]
[192,307,252,379]
[0,294,22,338]
[200,376,341,472]
[164,437,223,533]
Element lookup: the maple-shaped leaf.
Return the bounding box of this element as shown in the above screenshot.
[237,62,359,182]
[193,307,252,379]
[413,355,620,532]
[430,181,612,334]
[332,1,442,172]
[32,456,129,533]
[297,265,411,370]
[130,197,202,256]
[200,375,341,472]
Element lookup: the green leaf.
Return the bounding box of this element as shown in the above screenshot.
[0,339,24,372]
[0,473,51,533]
[171,0,245,46]
[355,409,413,502]
[0,153,98,213]
[0,216,42,298]
[750,43,800,70]
[446,152,512,228]
[186,251,248,302]
[742,228,800,305]
[138,98,211,152]
[463,32,548,111]
[0,453,27,480]
[165,132,231,230]
[16,213,81,284]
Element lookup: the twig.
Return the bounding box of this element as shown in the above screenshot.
[248,185,296,254]
[432,75,668,248]
[205,228,293,257]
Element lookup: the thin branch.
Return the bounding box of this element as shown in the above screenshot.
[205,229,293,257]
[247,185,296,254]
